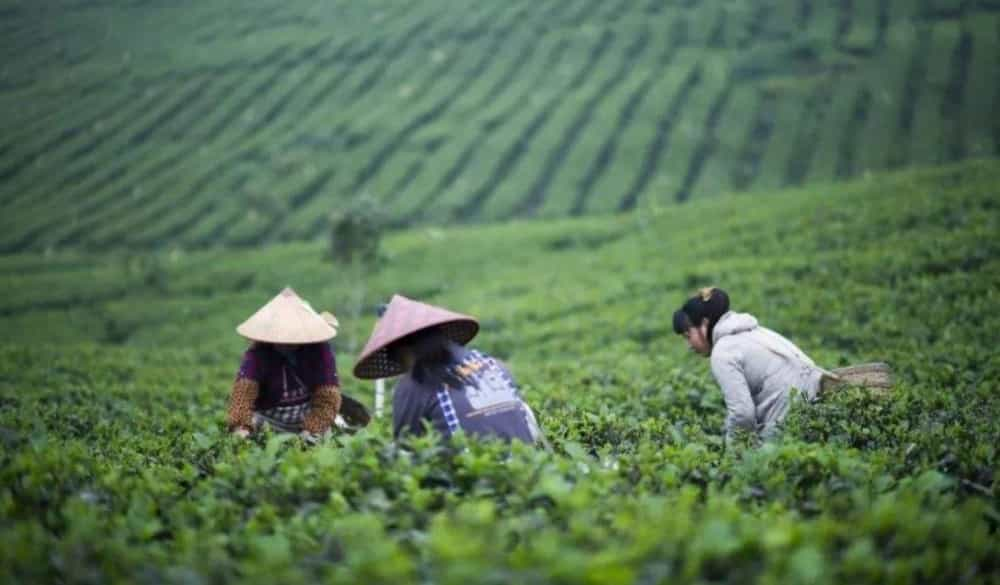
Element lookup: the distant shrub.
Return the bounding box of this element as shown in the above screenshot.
[244,187,288,224]
[328,194,387,265]
[121,253,169,293]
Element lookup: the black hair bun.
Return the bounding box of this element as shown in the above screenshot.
[674,287,730,338]
[702,287,729,317]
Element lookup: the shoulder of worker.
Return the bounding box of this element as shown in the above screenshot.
[710,312,761,366]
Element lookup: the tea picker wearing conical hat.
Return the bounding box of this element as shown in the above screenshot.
[673,287,893,443]
[354,295,544,445]
[228,287,369,442]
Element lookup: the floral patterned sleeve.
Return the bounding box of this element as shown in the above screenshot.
[228,377,260,431]
[228,349,260,431]
[302,384,342,435]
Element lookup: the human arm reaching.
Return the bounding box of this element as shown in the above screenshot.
[301,384,342,435]
[228,377,260,434]
[710,347,757,442]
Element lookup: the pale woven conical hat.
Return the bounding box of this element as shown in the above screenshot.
[236,287,338,344]
[353,294,478,379]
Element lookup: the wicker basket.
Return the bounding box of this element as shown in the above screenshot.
[821,362,894,393]
[338,393,372,429]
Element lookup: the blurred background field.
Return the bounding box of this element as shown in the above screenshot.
[1,0,998,251]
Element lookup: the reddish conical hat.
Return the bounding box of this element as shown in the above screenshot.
[353,294,479,379]
[236,287,338,344]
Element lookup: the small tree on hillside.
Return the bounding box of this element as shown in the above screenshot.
[327,193,387,266]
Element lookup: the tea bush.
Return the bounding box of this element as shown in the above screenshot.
[0,160,998,583]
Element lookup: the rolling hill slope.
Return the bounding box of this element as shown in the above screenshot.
[0,159,998,582]
[1,0,998,252]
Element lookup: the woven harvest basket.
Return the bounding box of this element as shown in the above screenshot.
[337,393,372,430]
[821,362,894,393]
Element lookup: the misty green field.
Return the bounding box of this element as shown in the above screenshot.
[2,0,1000,582]
[1,160,999,583]
[1,0,998,251]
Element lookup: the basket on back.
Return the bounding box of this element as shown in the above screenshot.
[821,362,894,394]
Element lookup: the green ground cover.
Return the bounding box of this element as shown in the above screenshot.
[909,20,962,167]
[686,83,760,200]
[2,0,998,251]
[1,160,998,583]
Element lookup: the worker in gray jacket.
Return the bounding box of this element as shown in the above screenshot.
[672,287,891,442]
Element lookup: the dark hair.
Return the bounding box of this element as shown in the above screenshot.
[672,287,730,343]
[390,326,465,386]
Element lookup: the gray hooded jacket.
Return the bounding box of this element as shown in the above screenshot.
[710,311,824,441]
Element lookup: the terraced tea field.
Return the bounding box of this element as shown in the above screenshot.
[1,160,998,582]
[1,0,999,252]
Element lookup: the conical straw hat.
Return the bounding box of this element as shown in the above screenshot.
[353,294,479,379]
[236,287,338,344]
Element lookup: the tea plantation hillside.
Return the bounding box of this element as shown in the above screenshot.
[1,0,999,252]
[1,160,998,583]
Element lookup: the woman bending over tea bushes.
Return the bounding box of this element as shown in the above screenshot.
[354,294,544,445]
[673,287,892,442]
[227,287,368,443]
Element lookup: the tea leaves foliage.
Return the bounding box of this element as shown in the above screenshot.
[1,160,999,583]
